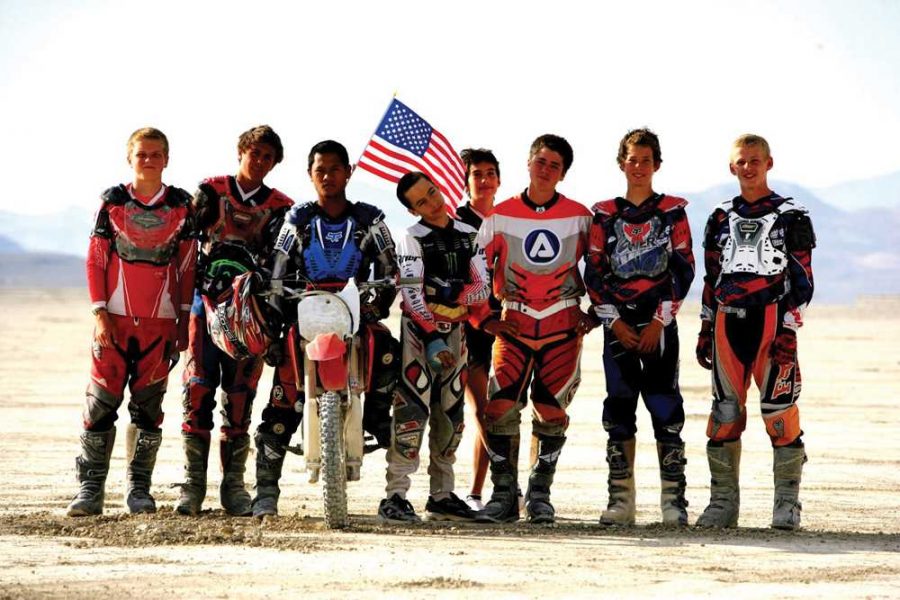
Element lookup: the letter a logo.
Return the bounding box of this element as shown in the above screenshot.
[523,229,561,265]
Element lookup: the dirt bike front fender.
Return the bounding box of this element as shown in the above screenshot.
[307,332,349,391]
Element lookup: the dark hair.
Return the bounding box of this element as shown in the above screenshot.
[460,148,501,183]
[396,171,434,209]
[617,128,662,166]
[237,125,284,164]
[529,134,574,176]
[307,139,351,171]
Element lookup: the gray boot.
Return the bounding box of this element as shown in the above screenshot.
[220,434,253,516]
[475,433,520,523]
[772,444,807,531]
[67,428,116,517]
[176,433,209,516]
[600,438,636,526]
[696,440,741,528]
[525,434,566,524]
[658,441,689,526]
[126,427,162,514]
[252,432,286,517]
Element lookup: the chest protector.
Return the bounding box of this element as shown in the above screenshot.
[109,195,188,265]
[718,199,801,277]
[610,213,671,279]
[302,215,363,281]
[203,177,289,253]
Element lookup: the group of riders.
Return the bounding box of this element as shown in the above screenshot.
[67,124,815,531]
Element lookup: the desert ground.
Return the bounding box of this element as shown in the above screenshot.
[0,288,898,599]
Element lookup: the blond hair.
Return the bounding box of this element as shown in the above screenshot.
[127,127,169,158]
[732,133,770,160]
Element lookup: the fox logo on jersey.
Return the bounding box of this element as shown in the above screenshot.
[623,222,652,245]
[523,229,561,265]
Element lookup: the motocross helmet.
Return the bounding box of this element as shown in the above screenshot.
[200,243,256,303]
[205,271,280,360]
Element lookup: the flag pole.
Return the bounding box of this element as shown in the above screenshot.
[353,93,398,169]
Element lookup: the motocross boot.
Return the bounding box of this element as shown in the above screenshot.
[126,427,162,514]
[658,441,689,526]
[475,433,520,523]
[176,433,210,516]
[363,389,394,451]
[600,438,636,526]
[67,428,116,517]
[525,434,566,524]
[772,444,807,531]
[696,440,741,528]
[220,433,253,516]
[252,431,286,517]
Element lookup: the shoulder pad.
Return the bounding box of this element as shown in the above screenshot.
[100,184,129,206]
[453,219,478,235]
[785,211,816,250]
[658,195,688,212]
[266,188,294,209]
[351,201,387,226]
[200,175,230,194]
[287,201,319,226]
[164,186,192,207]
[591,199,618,217]
[776,197,809,215]
[717,198,736,212]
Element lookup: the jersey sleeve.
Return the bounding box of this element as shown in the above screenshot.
[396,230,439,338]
[469,215,499,327]
[779,211,816,330]
[458,230,490,307]
[85,202,113,309]
[364,214,399,319]
[584,215,621,327]
[700,210,725,323]
[191,182,220,236]
[655,208,695,325]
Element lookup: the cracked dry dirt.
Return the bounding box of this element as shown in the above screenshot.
[1,290,898,599]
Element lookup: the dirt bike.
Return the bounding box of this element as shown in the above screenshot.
[271,277,411,529]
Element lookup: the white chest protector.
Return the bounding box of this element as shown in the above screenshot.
[718,198,803,277]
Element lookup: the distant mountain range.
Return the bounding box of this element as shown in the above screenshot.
[1,172,898,302]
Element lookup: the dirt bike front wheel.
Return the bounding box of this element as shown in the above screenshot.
[319,390,349,529]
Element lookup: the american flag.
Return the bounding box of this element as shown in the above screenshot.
[358,98,465,212]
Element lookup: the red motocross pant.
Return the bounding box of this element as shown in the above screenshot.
[84,314,176,432]
[485,305,584,437]
[707,303,802,447]
[181,304,263,441]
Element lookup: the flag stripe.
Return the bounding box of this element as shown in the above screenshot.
[362,139,461,205]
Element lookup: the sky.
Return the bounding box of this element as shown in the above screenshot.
[1,0,899,219]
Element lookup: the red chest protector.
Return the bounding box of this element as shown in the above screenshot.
[202,176,292,253]
[105,186,191,265]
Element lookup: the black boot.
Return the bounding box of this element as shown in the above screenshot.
[126,428,162,514]
[525,434,566,524]
[220,434,253,516]
[67,428,116,517]
[475,433,520,523]
[176,433,210,516]
[252,431,286,517]
[363,390,394,451]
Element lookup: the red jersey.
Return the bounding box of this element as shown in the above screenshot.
[86,184,196,319]
[193,175,293,258]
[474,191,591,318]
